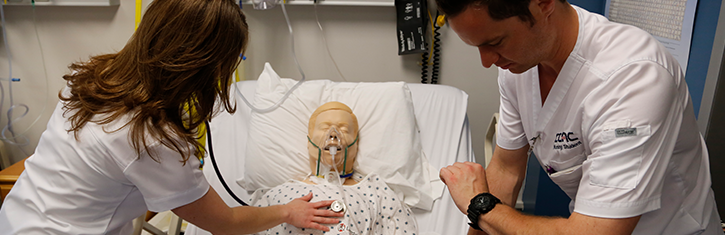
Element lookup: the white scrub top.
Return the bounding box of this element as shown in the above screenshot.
[0,100,209,234]
[496,5,722,234]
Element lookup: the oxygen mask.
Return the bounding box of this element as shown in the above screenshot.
[308,126,358,178]
[322,127,345,166]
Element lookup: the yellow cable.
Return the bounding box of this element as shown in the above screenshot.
[234,69,241,82]
[135,0,142,30]
[423,12,446,65]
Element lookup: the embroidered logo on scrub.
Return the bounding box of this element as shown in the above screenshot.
[553,132,582,150]
[615,128,637,137]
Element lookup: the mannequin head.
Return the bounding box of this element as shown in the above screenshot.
[307,102,359,176]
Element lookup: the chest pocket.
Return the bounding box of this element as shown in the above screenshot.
[547,153,585,200]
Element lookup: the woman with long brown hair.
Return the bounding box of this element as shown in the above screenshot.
[0,0,341,234]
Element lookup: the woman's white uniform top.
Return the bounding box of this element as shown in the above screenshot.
[250,172,418,235]
[496,5,722,234]
[0,101,209,234]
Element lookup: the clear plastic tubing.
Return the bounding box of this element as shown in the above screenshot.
[235,3,305,113]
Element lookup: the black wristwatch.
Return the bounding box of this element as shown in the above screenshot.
[466,193,501,231]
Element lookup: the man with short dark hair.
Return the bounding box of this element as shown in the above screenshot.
[437,0,723,234]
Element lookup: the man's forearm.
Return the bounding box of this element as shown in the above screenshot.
[478,204,566,235]
[486,164,525,206]
[468,227,490,235]
[486,146,528,206]
[476,203,640,235]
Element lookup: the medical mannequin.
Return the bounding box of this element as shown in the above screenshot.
[436,0,723,234]
[304,101,360,185]
[0,0,342,234]
[250,102,418,235]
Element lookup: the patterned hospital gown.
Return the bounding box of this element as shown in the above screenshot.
[250,173,418,235]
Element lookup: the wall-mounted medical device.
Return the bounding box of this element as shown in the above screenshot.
[2,0,119,6]
[394,0,427,55]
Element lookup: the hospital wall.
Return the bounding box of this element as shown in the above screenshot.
[0,4,145,164]
[0,2,500,165]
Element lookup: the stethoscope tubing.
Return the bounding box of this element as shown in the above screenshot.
[206,120,249,206]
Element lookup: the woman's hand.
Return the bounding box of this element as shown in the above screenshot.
[283,192,343,231]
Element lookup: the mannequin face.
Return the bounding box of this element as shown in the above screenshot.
[308,109,359,174]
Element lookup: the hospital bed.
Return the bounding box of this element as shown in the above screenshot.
[184,78,474,235]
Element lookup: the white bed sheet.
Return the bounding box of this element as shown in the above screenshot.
[185,81,473,235]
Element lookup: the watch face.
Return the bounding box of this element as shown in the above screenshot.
[471,193,499,212]
[473,194,492,208]
[479,195,491,205]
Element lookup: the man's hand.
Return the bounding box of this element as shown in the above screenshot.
[440,162,490,214]
[283,192,343,231]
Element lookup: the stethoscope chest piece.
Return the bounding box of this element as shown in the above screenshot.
[331,200,346,213]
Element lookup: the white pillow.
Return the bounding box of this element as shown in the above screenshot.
[237,63,437,210]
